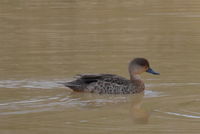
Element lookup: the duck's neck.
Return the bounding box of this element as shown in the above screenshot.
[130,73,142,82]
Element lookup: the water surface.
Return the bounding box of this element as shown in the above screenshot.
[0,0,200,134]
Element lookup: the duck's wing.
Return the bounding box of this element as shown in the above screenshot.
[76,74,129,85]
[64,74,129,92]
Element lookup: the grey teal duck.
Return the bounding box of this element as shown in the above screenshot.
[64,58,159,94]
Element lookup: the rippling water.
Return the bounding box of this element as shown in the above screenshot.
[1,0,200,134]
[0,79,162,115]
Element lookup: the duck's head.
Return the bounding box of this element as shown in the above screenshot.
[129,58,160,76]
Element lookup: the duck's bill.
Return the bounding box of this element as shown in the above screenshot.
[146,68,160,75]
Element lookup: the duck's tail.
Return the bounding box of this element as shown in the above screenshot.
[60,80,85,92]
[60,74,103,92]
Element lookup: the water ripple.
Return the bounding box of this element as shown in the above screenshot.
[0,79,64,89]
[155,110,200,119]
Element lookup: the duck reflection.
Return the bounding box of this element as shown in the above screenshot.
[128,92,149,124]
[67,91,149,124]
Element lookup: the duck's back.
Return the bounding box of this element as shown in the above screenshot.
[64,74,144,94]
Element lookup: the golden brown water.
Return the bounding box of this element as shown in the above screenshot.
[1,0,200,133]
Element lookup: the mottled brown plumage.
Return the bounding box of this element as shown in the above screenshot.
[63,58,159,94]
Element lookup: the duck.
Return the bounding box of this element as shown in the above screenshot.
[63,58,159,94]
